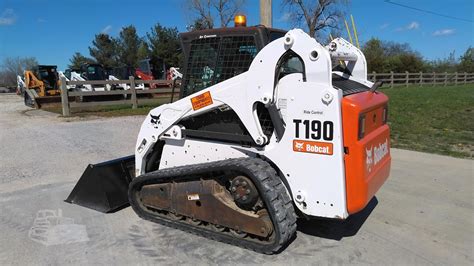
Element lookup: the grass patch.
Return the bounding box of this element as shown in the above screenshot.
[380,84,473,158]
[43,98,170,117]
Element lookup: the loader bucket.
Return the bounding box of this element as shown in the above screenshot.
[65,155,135,213]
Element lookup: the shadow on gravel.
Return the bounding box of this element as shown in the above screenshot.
[296,197,378,241]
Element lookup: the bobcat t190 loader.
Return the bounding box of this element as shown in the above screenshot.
[66,24,391,254]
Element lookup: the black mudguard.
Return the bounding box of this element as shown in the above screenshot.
[65,155,135,213]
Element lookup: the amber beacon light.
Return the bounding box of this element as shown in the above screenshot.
[234,15,247,27]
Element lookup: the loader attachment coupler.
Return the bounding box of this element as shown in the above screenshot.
[65,155,135,213]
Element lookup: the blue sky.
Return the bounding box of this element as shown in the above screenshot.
[0,0,472,70]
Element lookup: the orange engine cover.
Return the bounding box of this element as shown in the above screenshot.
[342,91,391,214]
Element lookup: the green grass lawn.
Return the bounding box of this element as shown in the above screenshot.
[380,84,473,158]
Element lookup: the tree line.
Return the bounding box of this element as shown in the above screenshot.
[362,38,473,74]
[69,23,181,71]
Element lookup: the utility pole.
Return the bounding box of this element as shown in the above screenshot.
[260,0,272,27]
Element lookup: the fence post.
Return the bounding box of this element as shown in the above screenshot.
[390,71,394,88]
[60,76,70,116]
[372,71,376,82]
[432,72,436,86]
[444,72,448,86]
[419,72,423,87]
[454,72,458,86]
[464,72,467,85]
[129,76,138,109]
[405,71,409,87]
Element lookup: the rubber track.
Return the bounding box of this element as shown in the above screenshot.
[128,157,297,254]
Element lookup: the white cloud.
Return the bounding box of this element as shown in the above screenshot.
[432,28,455,36]
[277,12,291,23]
[101,25,112,34]
[395,21,420,32]
[407,21,419,30]
[379,23,390,30]
[0,9,16,26]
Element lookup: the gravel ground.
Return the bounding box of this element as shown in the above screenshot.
[0,93,472,265]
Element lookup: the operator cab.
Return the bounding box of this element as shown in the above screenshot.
[111,66,135,80]
[80,63,108,89]
[80,64,107,81]
[137,58,167,80]
[180,25,286,98]
[34,65,59,91]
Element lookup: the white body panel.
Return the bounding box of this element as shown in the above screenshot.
[133,29,369,219]
[169,67,183,80]
[58,71,76,90]
[264,76,347,218]
[107,75,146,90]
[159,138,254,169]
[17,75,26,93]
[70,72,106,92]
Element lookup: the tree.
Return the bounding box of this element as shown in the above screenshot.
[0,56,38,86]
[189,17,213,31]
[186,0,245,29]
[213,0,245,27]
[188,0,214,29]
[458,47,474,73]
[362,38,385,72]
[137,42,151,61]
[147,23,182,68]
[424,51,457,73]
[117,25,141,67]
[68,52,95,69]
[362,38,424,73]
[89,33,118,68]
[282,0,348,38]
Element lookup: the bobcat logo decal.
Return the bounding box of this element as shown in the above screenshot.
[366,147,373,173]
[150,114,161,128]
[294,141,304,151]
[366,139,389,173]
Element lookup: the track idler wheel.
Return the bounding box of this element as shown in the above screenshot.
[230,176,260,210]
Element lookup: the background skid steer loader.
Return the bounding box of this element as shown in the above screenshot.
[67,22,391,253]
[23,65,61,108]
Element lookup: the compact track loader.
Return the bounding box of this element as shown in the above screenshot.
[67,25,391,253]
[68,63,109,92]
[23,65,61,107]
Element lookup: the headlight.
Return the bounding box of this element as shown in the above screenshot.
[382,105,388,124]
[358,114,366,140]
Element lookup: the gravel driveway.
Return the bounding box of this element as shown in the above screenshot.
[0,93,472,265]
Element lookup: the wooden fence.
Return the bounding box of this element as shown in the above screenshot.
[59,72,473,116]
[367,72,474,88]
[60,76,180,116]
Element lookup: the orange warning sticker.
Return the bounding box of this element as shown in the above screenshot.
[293,140,333,155]
[191,91,213,111]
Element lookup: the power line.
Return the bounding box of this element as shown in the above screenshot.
[384,0,473,23]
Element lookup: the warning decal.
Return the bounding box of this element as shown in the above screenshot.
[191,91,213,111]
[293,140,333,155]
[187,194,200,201]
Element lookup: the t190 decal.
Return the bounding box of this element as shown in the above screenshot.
[293,119,334,141]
